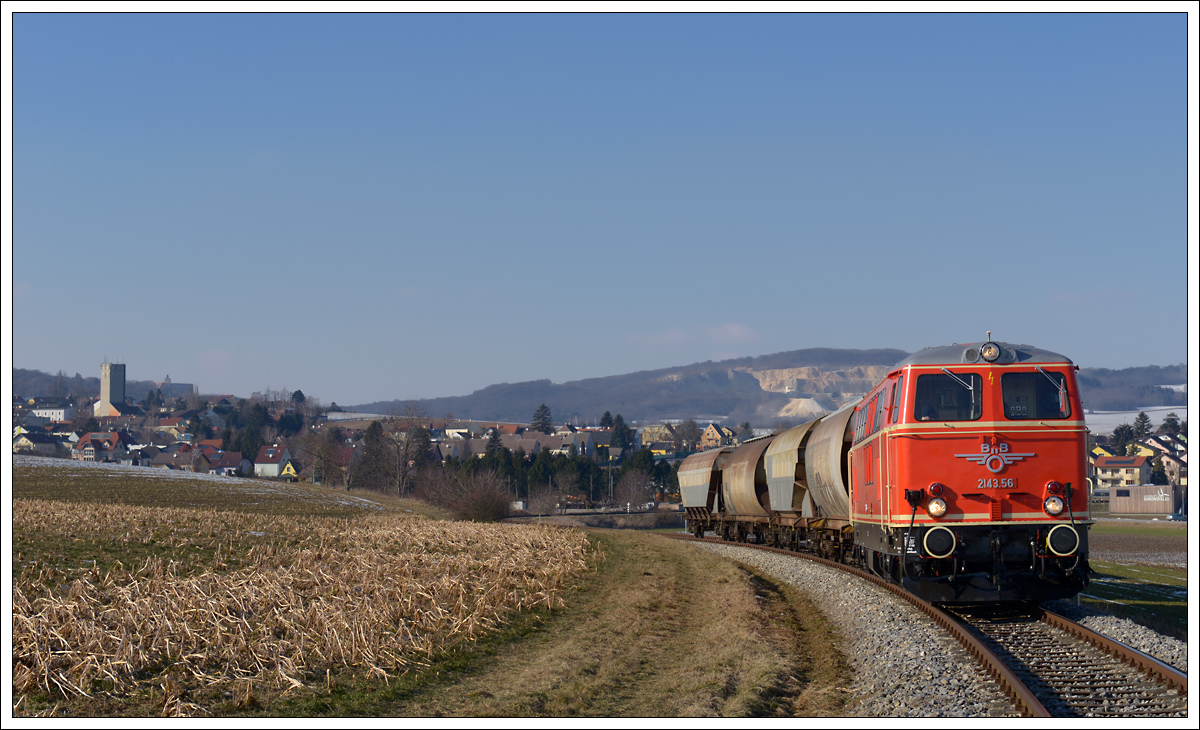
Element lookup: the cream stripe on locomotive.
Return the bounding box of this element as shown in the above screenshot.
[888,420,1087,431]
[899,362,1074,371]
[849,421,1085,450]
[851,511,1093,526]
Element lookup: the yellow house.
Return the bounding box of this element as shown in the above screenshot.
[1130,443,1157,458]
[281,461,299,481]
[640,424,676,446]
[700,423,738,450]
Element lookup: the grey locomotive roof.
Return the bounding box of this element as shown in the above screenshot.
[892,341,1074,369]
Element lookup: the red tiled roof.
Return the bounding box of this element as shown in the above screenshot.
[255,445,289,464]
[211,451,245,468]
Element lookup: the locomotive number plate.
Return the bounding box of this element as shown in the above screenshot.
[977,477,1016,489]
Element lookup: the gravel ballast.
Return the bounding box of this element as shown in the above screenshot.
[690,542,1019,717]
[1040,599,1188,673]
[690,541,1189,717]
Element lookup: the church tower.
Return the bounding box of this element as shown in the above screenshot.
[94,359,126,417]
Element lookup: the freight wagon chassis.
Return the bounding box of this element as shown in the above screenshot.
[687,514,858,564]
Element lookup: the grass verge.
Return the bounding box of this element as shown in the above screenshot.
[268,530,851,717]
[1081,561,1188,640]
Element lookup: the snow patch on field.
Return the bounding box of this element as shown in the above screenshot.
[1083,406,1187,435]
[12,455,385,510]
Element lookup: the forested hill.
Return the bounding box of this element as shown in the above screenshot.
[352,348,909,425]
[13,369,167,403]
[14,353,1187,426]
[1074,364,1189,411]
[350,351,1188,426]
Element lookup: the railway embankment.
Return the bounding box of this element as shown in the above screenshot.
[691,542,1021,717]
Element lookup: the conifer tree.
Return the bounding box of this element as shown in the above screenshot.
[610,414,633,453]
[1133,411,1152,439]
[531,404,554,434]
[486,428,503,453]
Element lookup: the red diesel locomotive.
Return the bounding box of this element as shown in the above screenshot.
[680,339,1091,603]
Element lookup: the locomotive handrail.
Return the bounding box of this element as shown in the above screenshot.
[667,534,1052,718]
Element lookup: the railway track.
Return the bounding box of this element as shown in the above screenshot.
[945,605,1188,717]
[668,534,1188,717]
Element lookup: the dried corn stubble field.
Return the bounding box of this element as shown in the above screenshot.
[12,495,590,717]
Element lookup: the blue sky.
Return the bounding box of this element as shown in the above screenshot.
[9,10,1193,406]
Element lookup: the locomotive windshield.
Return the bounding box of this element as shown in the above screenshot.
[1002,371,1071,419]
[914,372,982,421]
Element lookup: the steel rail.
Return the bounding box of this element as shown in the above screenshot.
[666,534,1051,717]
[944,604,1188,716]
[1037,607,1187,695]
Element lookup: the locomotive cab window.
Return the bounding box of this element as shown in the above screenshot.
[914,372,981,421]
[1002,370,1071,419]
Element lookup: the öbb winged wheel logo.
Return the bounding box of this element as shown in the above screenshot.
[955,440,1035,474]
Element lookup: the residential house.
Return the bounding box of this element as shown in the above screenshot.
[445,421,485,439]
[1157,452,1188,487]
[210,451,251,476]
[1093,455,1152,491]
[121,447,159,467]
[152,450,210,472]
[499,434,542,457]
[72,432,129,462]
[156,417,188,439]
[30,402,77,422]
[558,431,596,458]
[254,444,293,478]
[199,409,227,431]
[1139,434,1188,459]
[700,423,738,451]
[647,442,675,458]
[640,423,677,447]
[13,432,60,456]
[486,423,523,437]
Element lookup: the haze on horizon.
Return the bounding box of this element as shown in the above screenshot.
[10,10,1193,406]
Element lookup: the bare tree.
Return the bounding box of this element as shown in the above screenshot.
[384,402,431,497]
[527,478,558,515]
[413,469,512,522]
[295,426,343,487]
[675,419,702,452]
[615,469,655,509]
[554,468,580,500]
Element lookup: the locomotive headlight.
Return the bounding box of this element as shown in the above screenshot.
[927,497,948,518]
[981,342,1001,362]
[1044,495,1065,516]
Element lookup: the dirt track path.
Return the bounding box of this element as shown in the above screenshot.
[384,530,851,717]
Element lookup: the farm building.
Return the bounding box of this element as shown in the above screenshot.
[1108,484,1185,516]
